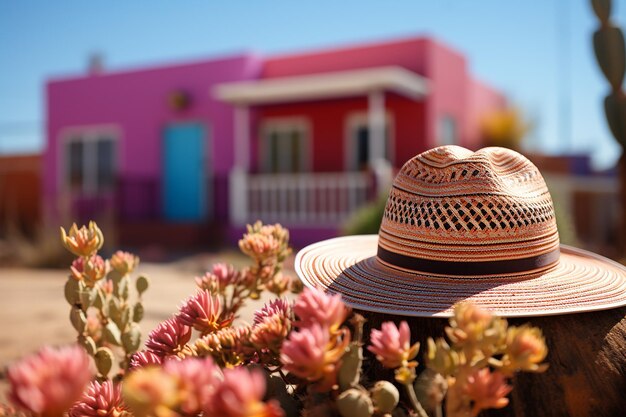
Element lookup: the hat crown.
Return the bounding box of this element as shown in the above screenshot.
[379,146,560,266]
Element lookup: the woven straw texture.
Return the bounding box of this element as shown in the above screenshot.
[380,146,559,262]
[295,146,626,317]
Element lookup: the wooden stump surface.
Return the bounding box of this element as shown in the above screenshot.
[358,306,626,417]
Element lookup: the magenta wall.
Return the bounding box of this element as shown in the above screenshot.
[45,54,262,226]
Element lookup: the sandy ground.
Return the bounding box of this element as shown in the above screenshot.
[0,252,296,401]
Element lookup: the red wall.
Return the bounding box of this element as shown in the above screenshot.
[254,93,426,172]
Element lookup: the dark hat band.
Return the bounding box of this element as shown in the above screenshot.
[377,245,560,276]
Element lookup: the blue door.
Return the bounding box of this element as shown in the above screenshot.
[163,123,207,222]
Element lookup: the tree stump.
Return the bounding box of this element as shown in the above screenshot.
[358,306,626,417]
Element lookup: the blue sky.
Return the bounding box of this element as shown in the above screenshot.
[0,0,624,168]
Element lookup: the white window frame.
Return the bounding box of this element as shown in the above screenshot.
[57,125,121,196]
[344,112,395,171]
[259,117,312,173]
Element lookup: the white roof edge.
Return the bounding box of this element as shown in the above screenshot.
[213,66,429,105]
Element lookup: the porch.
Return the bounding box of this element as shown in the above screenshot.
[216,66,428,228]
[229,170,374,227]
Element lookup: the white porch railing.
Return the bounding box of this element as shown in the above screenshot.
[229,170,373,226]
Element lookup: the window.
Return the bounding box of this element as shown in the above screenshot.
[346,115,392,171]
[64,131,117,194]
[439,115,458,146]
[261,120,309,173]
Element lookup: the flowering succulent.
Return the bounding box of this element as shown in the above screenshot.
[129,350,164,370]
[70,255,107,287]
[280,323,350,390]
[194,326,254,367]
[110,251,139,275]
[196,263,240,294]
[425,337,461,377]
[445,303,507,360]
[499,325,548,375]
[61,221,148,379]
[203,367,284,417]
[251,312,291,356]
[253,298,292,325]
[68,380,129,417]
[6,220,549,417]
[8,345,94,417]
[369,321,420,369]
[60,221,104,257]
[121,367,179,417]
[462,368,512,416]
[293,287,350,332]
[145,318,192,356]
[176,290,234,335]
[163,358,221,415]
[239,231,282,261]
[238,222,289,261]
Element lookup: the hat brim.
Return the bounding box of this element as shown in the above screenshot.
[295,235,626,317]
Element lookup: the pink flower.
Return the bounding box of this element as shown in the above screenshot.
[195,263,240,293]
[109,251,139,275]
[8,345,94,417]
[239,234,281,260]
[254,299,292,325]
[145,318,192,356]
[176,290,234,334]
[293,288,350,332]
[280,323,349,390]
[70,255,107,286]
[163,357,221,416]
[368,321,420,369]
[68,380,127,417]
[463,368,512,416]
[250,299,292,355]
[129,350,164,370]
[204,367,284,417]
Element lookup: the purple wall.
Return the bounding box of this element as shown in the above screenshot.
[45,53,261,226]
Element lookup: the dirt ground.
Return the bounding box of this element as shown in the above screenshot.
[0,251,296,401]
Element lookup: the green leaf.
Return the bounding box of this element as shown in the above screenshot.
[136,275,149,295]
[121,323,142,353]
[94,347,114,377]
[69,307,86,333]
[78,335,97,355]
[104,322,122,346]
[64,278,80,305]
[133,302,144,323]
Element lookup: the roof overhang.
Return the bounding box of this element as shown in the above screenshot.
[214,66,429,105]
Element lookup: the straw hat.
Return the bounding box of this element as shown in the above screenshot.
[295,146,626,317]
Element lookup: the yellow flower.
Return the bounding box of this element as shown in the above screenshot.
[445,303,507,361]
[122,368,179,417]
[500,325,548,375]
[60,221,104,257]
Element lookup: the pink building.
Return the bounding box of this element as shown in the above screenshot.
[45,36,505,247]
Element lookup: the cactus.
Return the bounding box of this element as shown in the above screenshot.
[591,0,626,257]
[60,222,149,379]
[591,0,626,148]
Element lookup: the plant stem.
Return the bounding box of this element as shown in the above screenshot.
[405,382,430,417]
